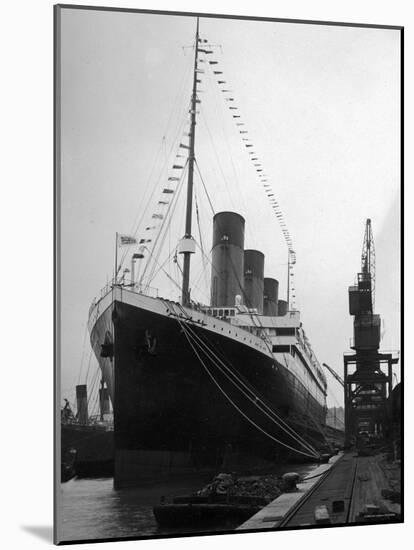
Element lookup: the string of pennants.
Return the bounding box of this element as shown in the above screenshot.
[143,128,191,253]
[131,42,209,284]
[118,110,194,284]
[197,36,297,308]
[120,36,297,307]
[133,40,207,281]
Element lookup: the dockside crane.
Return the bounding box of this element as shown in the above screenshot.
[344,219,398,446]
[360,218,376,312]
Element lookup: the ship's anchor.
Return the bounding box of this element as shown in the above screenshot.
[100,331,114,359]
[145,329,157,355]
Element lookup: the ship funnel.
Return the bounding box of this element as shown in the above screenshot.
[211,212,245,307]
[278,299,288,316]
[243,250,265,313]
[76,384,89,425]
[99,382,110,417]
[263,278,279,316]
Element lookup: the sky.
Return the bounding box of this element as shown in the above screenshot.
[59,8,401,410]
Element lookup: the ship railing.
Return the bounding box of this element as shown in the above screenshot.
[120,280,159,299]
[88,414,114,429]
[297,340,324,376]
[199,306,236,322]
[89,280,161,315]
[88,282,113,317]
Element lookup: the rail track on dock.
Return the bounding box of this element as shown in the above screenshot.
[278,452,400,527]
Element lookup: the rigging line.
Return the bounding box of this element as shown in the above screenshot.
[148,156,189,285]
[90,381,101,418]
[193,182,209,294]
[192,232,271,340]
[193,183,205,256]
[176,320,319,457]
[143,164,188,287]
[168,299,313,447]
[126,140,163,238]
[86,366,100,410]
[119,95,193,271]
[192,239,225,282]
[203,59,248,214]
[192,167,215,294]
[125,53,194,240]
[194,159,215,214]
[209,62,295,257]
[190,255,211,300]
[77,323,89,385]
[118,115,189,271]
[300,403,327,440]
[171,243,209,302]
[83,347,94,389]
[180,320,316,458]
[143,249,176,288]
[198,106,236,209]
[145,166,188,286]
[93,378,104,418]
[167,234,215,302]
[139,161,188,286]
[170,292,312,451]
[144,157,188,273]
[178,320,318,458]
[156,50,195,158]
[204,61,260,247]
[185,269,211,305]
[143,246,182,293]
[182,322,319,456]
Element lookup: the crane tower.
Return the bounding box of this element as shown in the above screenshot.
[344,219,398,446]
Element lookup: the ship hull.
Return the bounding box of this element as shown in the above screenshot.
[61,424,114,478]
[89,289,326,487]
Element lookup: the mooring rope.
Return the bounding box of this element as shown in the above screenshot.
[181,320,319,457]
[174,316,320,459]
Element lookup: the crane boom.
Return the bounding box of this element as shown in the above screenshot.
[361,218,376,310]
[322,363,344,387]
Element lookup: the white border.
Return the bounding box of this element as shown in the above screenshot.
[1,1,409,549]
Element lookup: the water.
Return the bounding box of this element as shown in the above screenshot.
[59,464,317,543]
[60,473,215,542]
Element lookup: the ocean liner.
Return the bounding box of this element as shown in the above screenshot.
[87,19,327,487]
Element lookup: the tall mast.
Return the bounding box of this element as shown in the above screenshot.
[181,18,199,306]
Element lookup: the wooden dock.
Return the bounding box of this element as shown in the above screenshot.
[238,451,401,530]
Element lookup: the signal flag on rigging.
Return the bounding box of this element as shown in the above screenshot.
[118,234,137,246]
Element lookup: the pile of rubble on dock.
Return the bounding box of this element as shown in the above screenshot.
[153,472,302,527]
[194,472,300,503]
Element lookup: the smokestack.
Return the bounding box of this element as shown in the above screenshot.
[243,250,265,313]
[76,384,89,425]
[263,278,279,316]
[99,382,110,419]
[211,212,245,307]
[278,299,288,316]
